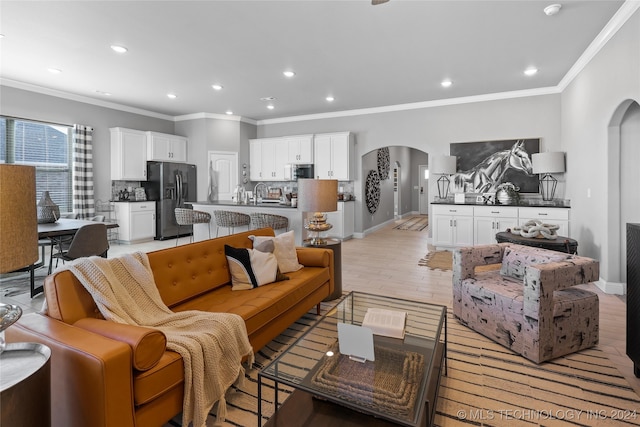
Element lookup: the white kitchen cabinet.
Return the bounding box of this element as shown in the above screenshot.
[110,127,148,181]
[259,138,288,180]
[518,206,570,237]
[113,201,156,244]
[326,201,355,240]
[432,205,474,248]
[249,139,263,180]
[146,131,187,162]
[286,135,314,164]
[313,132,354,180]
[473,206,519,245]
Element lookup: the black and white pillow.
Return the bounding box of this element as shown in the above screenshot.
[225,245,288,290]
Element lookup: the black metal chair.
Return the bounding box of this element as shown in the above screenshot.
[51,223,109,270]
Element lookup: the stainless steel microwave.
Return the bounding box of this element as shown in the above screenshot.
[284,164,314,181]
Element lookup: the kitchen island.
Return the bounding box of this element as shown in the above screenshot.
[190,201,305,244]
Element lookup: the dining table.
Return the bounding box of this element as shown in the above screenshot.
[28,219,119,297]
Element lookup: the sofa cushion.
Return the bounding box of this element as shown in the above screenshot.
[250,230,303,273]
[133,350,184,406]
[500,245,570,280]
[225,245,288,290]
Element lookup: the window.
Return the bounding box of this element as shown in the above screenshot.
[1,117,73,212]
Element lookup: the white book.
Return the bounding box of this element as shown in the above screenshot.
[361,308,407,339]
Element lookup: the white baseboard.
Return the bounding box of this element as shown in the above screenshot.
[595,278,626,295]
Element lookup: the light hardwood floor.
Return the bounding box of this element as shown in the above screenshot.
[10,219,640,397]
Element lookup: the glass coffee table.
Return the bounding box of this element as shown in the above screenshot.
[258,291,447,427]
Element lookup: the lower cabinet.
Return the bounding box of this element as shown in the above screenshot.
[473,206,519,245]
[518,207,570,237]
[432,205,474,248]
[326,202,355,240]
[114,202,156,244]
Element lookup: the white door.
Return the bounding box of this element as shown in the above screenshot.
[419,165,429,214]
[208,151,238,201]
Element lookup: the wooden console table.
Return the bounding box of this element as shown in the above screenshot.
[496,230,578,254]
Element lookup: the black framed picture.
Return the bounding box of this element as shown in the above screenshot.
[449,138,540,193]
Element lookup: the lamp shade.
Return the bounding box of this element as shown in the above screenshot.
[0,165,38,273]
[430,155,457,174]
[297,179,338,213]
[532,152,565,174]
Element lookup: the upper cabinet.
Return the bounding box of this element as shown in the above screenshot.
[110,127,148,181]
[249,135,314,181]
[313,132,354,180]
[285,135,314,164]
[146,131,187,162]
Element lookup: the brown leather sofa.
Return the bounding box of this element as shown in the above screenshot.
[8,228,334,427]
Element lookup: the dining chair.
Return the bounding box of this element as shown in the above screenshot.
[51,223,109,270]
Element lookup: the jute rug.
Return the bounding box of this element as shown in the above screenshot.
[165,301,640,427]
[394,216,429,231]
[419,249,501,273]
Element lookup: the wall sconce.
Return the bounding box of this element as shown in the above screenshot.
[532,152,565,201]
[430,155,457,199]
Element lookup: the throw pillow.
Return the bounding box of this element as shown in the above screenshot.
[225,245,288,290]
[249,230,303,273]
[500,246,570,281]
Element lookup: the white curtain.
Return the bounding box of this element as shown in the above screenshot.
[72,124,95,219]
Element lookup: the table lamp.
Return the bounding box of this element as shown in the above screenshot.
[298,179,338,245]
[0,164,38,352]
[431,155,457,199]
[532,152,565,201]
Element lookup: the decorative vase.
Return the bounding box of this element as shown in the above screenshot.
[37,191,60,223]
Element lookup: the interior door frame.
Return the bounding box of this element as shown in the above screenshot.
[419,164,429,214]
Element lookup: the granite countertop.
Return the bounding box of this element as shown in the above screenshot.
[431,200,571,208]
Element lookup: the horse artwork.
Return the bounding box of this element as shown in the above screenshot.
[450,138,539,194]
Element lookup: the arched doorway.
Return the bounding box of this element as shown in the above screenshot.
[607,99,640,291]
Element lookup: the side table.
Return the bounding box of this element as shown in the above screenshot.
[303,238,342,300]
[1,342,51,427]
[496,230,578,254]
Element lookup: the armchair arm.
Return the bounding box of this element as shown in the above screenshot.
[7,313,136,427]
[523,255,600,318]
[453,244,505,283]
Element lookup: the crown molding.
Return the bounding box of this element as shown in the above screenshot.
[173,112,257,125]
[257,87,561,125]
[0,78,175,121]
[558,0,640,91]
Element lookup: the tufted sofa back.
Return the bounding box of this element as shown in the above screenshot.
[44,228,275,324]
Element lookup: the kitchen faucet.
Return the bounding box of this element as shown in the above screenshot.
[253,182,267,204]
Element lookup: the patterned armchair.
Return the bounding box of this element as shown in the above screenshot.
[452,243,600,363]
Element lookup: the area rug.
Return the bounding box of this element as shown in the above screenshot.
[419,250,501,273]
[394,216,428,231]
[0,267,47,297]
[165,303,640,427]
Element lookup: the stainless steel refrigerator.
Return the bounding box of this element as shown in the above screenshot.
[143,161,197,240]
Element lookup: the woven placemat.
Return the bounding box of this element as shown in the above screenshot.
[310,344,425,419]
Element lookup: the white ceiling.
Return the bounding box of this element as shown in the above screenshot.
[0,1,626,122]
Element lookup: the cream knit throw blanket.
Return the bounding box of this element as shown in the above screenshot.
[64,252,254,427]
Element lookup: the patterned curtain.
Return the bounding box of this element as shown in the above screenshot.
[72,124,95,219]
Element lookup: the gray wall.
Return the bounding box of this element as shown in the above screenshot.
[0,85,175,202]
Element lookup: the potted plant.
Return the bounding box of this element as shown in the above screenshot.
[495,182,520,205]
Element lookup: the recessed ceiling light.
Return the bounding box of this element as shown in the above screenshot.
[283,70,296,78]
[212,84,223,91]
[524,67,539,76]
[167,93,177,99]
[225,110,233,115]
[95,90,112,96]
[267,105,275,110]
[47,68,62,74]
[441,79,453,88]
[543,4,562,16]
[326,96,335,102]
[110,45,128,53]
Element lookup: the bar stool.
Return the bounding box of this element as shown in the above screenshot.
[213,210,251,237]
[249,213,289,232]
[175,208,212,246]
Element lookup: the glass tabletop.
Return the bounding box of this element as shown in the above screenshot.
[259,291,447,426]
